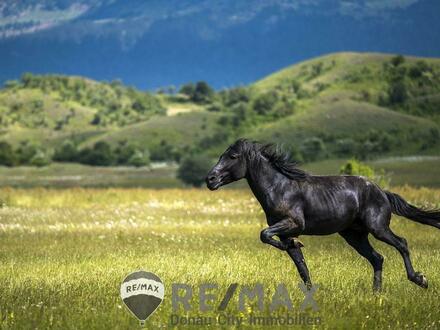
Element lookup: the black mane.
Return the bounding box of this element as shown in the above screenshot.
[235,139,309,181]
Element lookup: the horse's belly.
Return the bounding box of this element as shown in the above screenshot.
[302,201,359,235]
[303,190,359,235]
[303,217,353,235]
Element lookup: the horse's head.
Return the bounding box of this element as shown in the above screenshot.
[206,139,249,190]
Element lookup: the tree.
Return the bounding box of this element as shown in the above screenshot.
[150,140,180,162]
[91,113,101,125]
[53,141,78,162]
[311,62,323,78]
[177,155,213,187]
[30,150,51,167]
[335,139,357,157]
[179,83,195,97]
[16,141,38,165]
[388,79,408,104]
[300,137,326,162]
[128,150,150,167]
[391,55,405,67]
[114,141,150,166]
[222,87,251,106]
[192,81,214,103]
[21,72,35,87]
[409,60,430,79]
[253,92,278,115]
[79,142,115,166]
[0,141,16,166]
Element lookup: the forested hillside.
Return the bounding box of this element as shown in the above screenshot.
[0,52,439,167]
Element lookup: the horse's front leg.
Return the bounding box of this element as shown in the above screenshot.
[260,218,302,251]
[283,243,312,289]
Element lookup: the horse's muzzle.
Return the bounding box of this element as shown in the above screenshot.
[206,174,221,190]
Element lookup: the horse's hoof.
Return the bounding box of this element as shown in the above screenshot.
[414,272,428,289]
[372,284,382,293]
[295,239,304,248]
[419,274,428,289]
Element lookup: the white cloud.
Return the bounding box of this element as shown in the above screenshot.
[365,0,420,10]
[339,0,421,17]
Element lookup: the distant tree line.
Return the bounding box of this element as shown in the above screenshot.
[0,140,151,167]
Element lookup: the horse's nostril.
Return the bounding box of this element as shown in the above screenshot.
[208,176,216,182]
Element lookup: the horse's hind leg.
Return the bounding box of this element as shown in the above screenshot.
[368,221,428,289]
[339,229,384,291]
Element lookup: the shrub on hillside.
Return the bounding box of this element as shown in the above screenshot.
[79,142,115,166]
[53,141,78,162]
[220,87,252,106]
[128,150,150,167]
[113,141,151,167]
[179,83,195,97]
[388,78,408,104]
[16,141,39,165]
[340,159,390,188]
[0,141,16,166]
[253,92,278,115]
[335,139,357,157]
[150,140,180,162]
[179,81,214,104]
[177,155,213,187]
[391,55,405,67]
[300,137,326,162]
[193,81,214,104]
[30,150,51,167]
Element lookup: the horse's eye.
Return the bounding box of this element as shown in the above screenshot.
[230,154,238,160]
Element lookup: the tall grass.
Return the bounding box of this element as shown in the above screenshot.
[0,187,439,329]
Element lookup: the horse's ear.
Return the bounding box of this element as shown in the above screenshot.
[235,138,248,146]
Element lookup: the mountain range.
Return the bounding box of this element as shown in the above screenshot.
[1,0,440,89]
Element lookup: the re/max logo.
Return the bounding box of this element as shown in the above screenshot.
[126,283,160,293]
[171,283,319,312]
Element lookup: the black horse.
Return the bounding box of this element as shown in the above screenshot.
[206,139,440,291]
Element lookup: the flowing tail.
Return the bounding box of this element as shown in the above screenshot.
[385,191,440,229]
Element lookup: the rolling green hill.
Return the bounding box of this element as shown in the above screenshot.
[0,52,439,166]
[82,111,223,150]
[247,52,440,160]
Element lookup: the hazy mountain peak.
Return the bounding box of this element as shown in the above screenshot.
[0,0,438,89]
[0,0,425,39]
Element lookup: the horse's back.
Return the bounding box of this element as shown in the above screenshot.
[300,175,385,234]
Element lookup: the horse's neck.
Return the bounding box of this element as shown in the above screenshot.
[245,158,282,209]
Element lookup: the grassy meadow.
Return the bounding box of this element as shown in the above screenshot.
[0,51,439,329]
[1,156,439,189]
[0,187,440,329]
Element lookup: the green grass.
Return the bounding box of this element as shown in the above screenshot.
[0,163,182,188]
[82,111,222,149]
[0,187,439,329]
[0,156,439,189]
[254,52,440,93]
[302,157,440,188]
